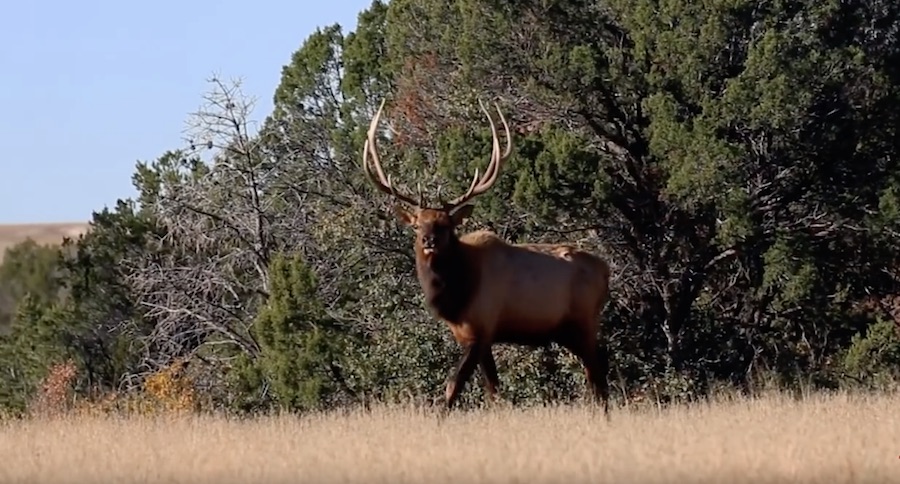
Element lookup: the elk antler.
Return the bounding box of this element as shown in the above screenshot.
[362,99,423,208]
[442,98,512,212]
[362,97,512,212]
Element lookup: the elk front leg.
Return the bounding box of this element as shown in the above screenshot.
[445,341,480,410]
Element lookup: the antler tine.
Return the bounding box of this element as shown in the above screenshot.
[470,100,513,190]
[445,99,513,210]
[494,102,513,160]
[362,99,422,207]
[476,100,503,186]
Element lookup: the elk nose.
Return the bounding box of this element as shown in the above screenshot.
[422,234,435,248]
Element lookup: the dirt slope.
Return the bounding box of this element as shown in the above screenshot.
[0,222,90,260]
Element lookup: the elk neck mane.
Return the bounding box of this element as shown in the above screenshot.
[414,236,480,324]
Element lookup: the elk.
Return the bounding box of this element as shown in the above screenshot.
[361,98,612,415]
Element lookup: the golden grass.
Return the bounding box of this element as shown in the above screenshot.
[0,222,89,260]
[1,391,898,483]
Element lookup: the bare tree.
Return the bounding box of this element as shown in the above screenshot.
[121,73,430,376]
[124,77,286,370]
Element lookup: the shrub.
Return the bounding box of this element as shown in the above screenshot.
[142,358,197,414]
[840,317,900,390]
[28,359,77,417]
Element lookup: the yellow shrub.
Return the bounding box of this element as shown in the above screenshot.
[28,358,201,418]
[142,358,197,414]
[29,359,78,418]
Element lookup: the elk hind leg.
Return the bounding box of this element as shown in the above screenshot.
[594,340,611,417]
[558,323,610,417]
[479,346,502,405]
[581,340,610,416]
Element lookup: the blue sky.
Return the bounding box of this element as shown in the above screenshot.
[0,0,374,223]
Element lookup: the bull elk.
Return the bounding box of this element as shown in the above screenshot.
[361,98,612,415]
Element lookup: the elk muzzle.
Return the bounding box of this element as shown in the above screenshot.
[421,234,436,255]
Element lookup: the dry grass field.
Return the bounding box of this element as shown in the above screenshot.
[1,391,898,484]
[0,222,89,260]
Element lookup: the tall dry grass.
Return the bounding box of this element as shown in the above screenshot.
[1,391,897,483]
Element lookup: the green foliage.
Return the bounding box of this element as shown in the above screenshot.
[0,199,157,413]
[236,253,352,413]
[371,0,900,398]
[0,240,64,330]
[840,317,900,390]
[5,0,900,416]
[0,240,64,305]
[342,0,391,102]
[0,296,77,413]
[57,200,160,392]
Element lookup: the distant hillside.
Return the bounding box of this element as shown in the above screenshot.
[0,222,91,261]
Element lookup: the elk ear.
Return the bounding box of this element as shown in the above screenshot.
[394,205,417,227]
[450,204,475,226]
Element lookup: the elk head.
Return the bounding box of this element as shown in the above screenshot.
[361,98,512,257]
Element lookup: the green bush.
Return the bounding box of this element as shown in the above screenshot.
[229,252,355,413]
[840,317,900,390]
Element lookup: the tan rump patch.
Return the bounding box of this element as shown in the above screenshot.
[521,243,579,261]
[552,247,575,261]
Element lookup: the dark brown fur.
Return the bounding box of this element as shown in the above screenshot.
[416,239,480,323]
